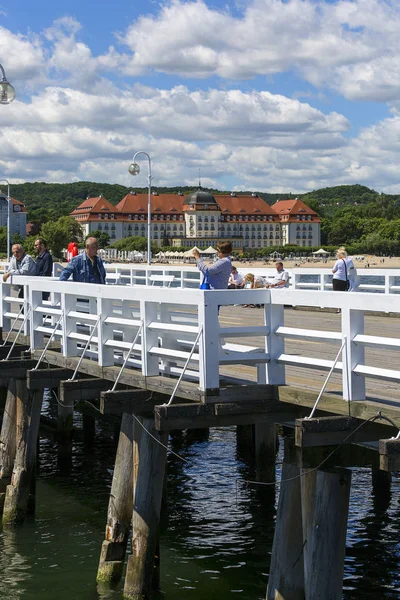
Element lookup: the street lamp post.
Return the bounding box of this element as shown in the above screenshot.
[128,152,152,265]
[0,63,16,104]
[0,179,11,262]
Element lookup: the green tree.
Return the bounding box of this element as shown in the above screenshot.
[41,216,83,258]
[111,236,158,253]
[90,230,111,248]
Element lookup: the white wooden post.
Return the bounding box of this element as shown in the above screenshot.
[341,307,365,401]
[97,298,115,366]
[140,300,159,376]
[29,289,44,349]
[60,293,78,357]
[198,292,220,390]
[265,296,285,385]
[0,283,11,332]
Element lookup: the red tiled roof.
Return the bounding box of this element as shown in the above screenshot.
[271,199,320,223]
[216,195,278,217]
[271,199,317,215]
[71,196,115,215]
[11,198,27,212]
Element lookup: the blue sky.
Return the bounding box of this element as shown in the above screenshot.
[1,0,400,193]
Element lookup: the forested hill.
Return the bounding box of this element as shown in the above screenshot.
[3,181,400,251]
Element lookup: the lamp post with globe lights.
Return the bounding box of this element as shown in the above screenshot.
[0,63,15,104]
[0,179,11,262]
[128,152,152,265]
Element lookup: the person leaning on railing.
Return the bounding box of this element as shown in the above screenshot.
[2,243,37,298]
[59,237,106,284]
[193,241,232,290]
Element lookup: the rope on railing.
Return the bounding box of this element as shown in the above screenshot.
[33,312,64,370]
[68,314,102,381]
[110,320,144,391]
[3,306,32,361]
[163,327,203,407]
[0,304,24,347]
[306,336,347,419]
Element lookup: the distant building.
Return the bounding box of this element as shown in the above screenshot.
[70,191,320,249]
[0,193,28,240]
[272,199,321,247]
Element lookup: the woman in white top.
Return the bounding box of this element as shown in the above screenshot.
[332,247,355,291]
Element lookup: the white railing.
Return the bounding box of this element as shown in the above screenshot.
[1,276,400,407]
[1,261,399,293]
[101,264,400,294]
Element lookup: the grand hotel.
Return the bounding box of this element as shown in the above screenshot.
[71,190,321,250]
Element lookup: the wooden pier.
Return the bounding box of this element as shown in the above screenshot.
[0,273,400,599]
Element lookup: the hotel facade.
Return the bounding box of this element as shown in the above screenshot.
[70,190,320,250]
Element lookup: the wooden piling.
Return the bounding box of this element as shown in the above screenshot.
[301,467,351,600]
[254,422,277,483]
[2,386,43,525]
[57,387,74,473]
[97,412,134,583]
[266,461,305,600]
[124,416,168,600]
[0,380,17,513]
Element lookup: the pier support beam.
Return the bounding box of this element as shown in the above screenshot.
[301,467,351,600]
[124,416,167,600]
[2,386,43,525]
[266,461,305,600]
[97,413,134,584]
[0,380,17,513]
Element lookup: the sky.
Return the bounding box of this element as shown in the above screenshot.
[1,0,400,194]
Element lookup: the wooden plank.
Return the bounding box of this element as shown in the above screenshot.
[27,368,73,390]
[32,350,203,402]
[100,390,164,415]
[295,416,396,447]
[60,378,111,403]
[0,359,37,380]
[379,438,400,471]
[154,401,296,431]
[0,345,30,360]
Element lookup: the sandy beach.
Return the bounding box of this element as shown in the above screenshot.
[154,256,398,270]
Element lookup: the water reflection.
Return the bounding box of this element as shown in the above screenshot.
[0,409,399,599]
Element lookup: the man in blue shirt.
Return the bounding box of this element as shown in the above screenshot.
[59,237,106,284]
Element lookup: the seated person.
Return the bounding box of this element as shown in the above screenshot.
[228,265,244,289]
[265,262,289,288]
[242,273,264,307]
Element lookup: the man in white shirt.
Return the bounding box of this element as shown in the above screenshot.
[266,262,289,288]
[228,265,244,289]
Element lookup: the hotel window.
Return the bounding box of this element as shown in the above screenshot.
[129,214,132,220]
[134,215,138,220]
[296,215,300,220]
[173,215,177,220]
[111,214,115,219]
[269,216,273,221]
[167,215,170,220]
[104,214,108,219]
[98,214,102,219]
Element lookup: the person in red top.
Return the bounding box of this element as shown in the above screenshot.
[67,242,79,262]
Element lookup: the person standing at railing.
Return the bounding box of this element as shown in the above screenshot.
[193,241,232,290]
[332,247,355,292]
[2,243,37,298]
[34,238,53,300]
[59,237,106,284]
[34,238,53,277]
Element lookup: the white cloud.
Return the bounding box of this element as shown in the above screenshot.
[117,0,400,103]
